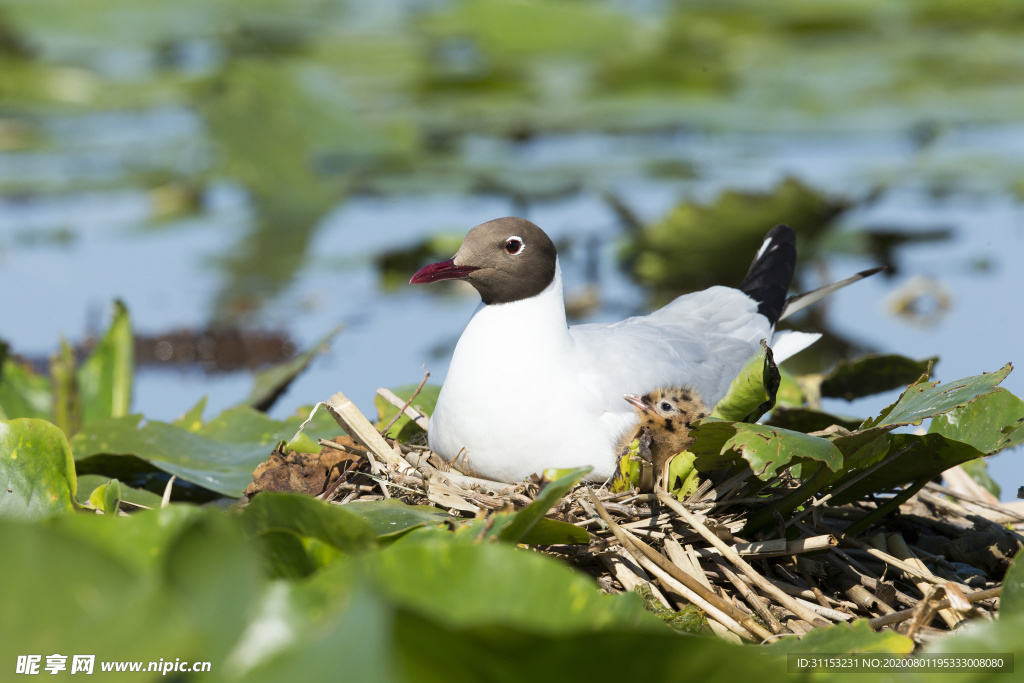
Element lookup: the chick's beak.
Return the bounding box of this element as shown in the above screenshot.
[623,393,648,412]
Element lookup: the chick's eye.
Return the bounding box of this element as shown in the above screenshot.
[660,402,672,412]
[504,236,524,255]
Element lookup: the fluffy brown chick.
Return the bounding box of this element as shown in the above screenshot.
[622,386,709,486]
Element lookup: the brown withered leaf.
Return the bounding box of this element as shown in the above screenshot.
[246,436,363,497]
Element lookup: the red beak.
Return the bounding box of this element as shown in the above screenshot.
[409,258,478,284]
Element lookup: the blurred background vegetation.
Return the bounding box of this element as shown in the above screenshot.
[2,0,1024,487]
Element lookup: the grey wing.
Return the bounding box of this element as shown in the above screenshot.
[568,286,771,411]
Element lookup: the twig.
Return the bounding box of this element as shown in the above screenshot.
[711,556,784,633]
[586,489,771,642]
[868,586,1002,629]
[658,489,829,627]
[379,371,430,435]
[161,475,176,509]
[886,533,964,628]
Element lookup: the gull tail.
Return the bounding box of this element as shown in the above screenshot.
[780,266,886,321]
[740,224,797,326]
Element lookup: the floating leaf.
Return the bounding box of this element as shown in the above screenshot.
[862,364,1012,431]
[0,418,76,519]
[241,491,377,553]
[343,498,457,540]
[820,354,937,401]
[929,387,1024,454]
[622,178,847,298]
[338,533,660,634]
[73,415,277,498]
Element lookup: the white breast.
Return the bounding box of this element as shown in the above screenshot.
[428,261,772,482]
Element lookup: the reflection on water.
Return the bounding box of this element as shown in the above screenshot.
[2,0,1024,494]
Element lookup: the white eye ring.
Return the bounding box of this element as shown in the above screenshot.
[504,236,525,255]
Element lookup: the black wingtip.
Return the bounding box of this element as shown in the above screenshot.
[740,224,797,325]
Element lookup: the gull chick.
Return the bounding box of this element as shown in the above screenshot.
[623,387,709,489]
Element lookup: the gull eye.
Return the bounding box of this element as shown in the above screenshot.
[660,402,672,412]
[504,236,524,255]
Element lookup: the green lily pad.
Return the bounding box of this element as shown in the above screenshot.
[929,387,1024,454]
[72,415,276,498]
[240,491,377,553]
[342,498,457,540]
[820,354,937,401]
[339,533,661,634]
[690,420,843,480]
[0,418,76,519]
[862,364,1012,431]
[622,178,847,299]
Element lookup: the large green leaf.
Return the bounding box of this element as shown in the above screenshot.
[72,415,275,498]
[336,532,662,634]
[712,340,779,423]
[77,300,133,425]
[929,388,1024,454]
[820,354,936,401]
[0,520,191,671]
[827,433,990,505]
[862,364,1012,430]
[0,418,76,519]
[343,498,457,540]
[47,505,208,574]
[241,492,378,553]
[689,420,843,480]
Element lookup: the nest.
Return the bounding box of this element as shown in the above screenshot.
[246,389,1021,646]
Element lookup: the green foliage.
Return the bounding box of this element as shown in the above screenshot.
[375,383,442,440]
[621,178,847,299]
[0,418,77,519]
[77,300,133,426]
[712,340,780,422]
[820,354,936,401]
